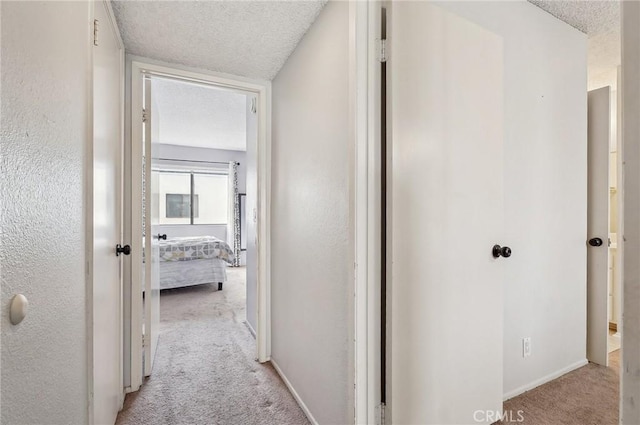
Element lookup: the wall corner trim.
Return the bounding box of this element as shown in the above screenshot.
[270,359,320,425]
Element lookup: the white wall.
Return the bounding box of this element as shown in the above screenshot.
[435,1,588,398]
[154,144,246,242]
[1,2,90,423]
[271,2,352,424]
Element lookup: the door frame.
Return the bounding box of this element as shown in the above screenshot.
[622,0,640,421]
[127,60,271,391]
[87,0,126,420]
[352,1,383,423]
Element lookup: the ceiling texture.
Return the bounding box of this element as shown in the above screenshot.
[111,0,327,81]
[112,1,327,150]
[151,78,248,151]
[114,1,620,151]
[528,0,621,89]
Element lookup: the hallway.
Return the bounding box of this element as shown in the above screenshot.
[116,268,309,425]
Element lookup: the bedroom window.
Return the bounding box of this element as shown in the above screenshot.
[158,170,228,225]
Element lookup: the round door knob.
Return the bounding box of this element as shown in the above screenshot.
[588,237,603,247]
[493,244,512,259]
[116,244,131,256]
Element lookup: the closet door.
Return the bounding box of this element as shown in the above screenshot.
[389,3,505,424]
[92,1,124,422]
[586,86,611,366]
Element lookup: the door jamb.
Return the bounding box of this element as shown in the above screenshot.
[621,0,640,422]
[352,1,383,423]
[127,60,272,391]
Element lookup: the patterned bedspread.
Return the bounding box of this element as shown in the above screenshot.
[159,236,235,264]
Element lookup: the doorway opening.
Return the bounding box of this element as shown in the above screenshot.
[126,61,272,394]
[140,75,259,377]
[606,78,622,363]
[584,0,622,388]
[586,79,623,367]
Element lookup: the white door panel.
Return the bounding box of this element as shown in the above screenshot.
[587,87,611,366]
[144,78,161,376]
[390,3,504,424]
[93,1,123,423]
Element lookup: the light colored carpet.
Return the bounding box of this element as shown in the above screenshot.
[502,350,620,425]
[116,267,310,425]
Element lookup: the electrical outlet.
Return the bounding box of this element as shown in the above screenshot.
[523,337,532,358]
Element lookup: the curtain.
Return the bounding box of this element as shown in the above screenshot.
[227,161,241,267]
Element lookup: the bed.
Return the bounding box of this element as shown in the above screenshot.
[158,236,235,290]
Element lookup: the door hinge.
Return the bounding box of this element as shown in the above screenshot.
[376,402,386,425]
[93,19,99,47]
[250,97,257,114]
[142,334,146,347]
[379,39,387,63]
[142,108,148,123]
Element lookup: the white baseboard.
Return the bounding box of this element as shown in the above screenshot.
[244,320,256,339]
[503,359,589,401]
[270,359,319,425]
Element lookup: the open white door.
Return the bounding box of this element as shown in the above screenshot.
[144,77,161,376]
[92,0,124,422]
[587,87,611,366]
[389,3,504,424]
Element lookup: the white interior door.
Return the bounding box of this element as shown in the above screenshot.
[144,77,161,376]
[587,87,611,366]
[389,3,504,424]
[245,96,259,334]
[92,1,124,423]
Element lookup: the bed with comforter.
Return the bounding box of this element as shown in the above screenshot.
[159,236,235,290]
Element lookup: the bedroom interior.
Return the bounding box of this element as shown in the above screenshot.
[135,75,259,375]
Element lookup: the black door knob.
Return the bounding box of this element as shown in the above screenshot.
[116,244,131,256]
[493,244,512,259]
[157,234,167,240]
[588,237,603,247]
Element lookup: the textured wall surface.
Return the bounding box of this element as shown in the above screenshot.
[622,1,640,422]
[1,2,90,423]
[271,2,352,424]
[112,1,327,80]
[436,1,588,399]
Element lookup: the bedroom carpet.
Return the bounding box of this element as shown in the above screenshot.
[116,267,310,425]
[502,350,620,424]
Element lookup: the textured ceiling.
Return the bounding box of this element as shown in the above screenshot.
[527,0,620,89]
[111,0,327,80]
[528,0,619,34]
[152,78,248,151]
